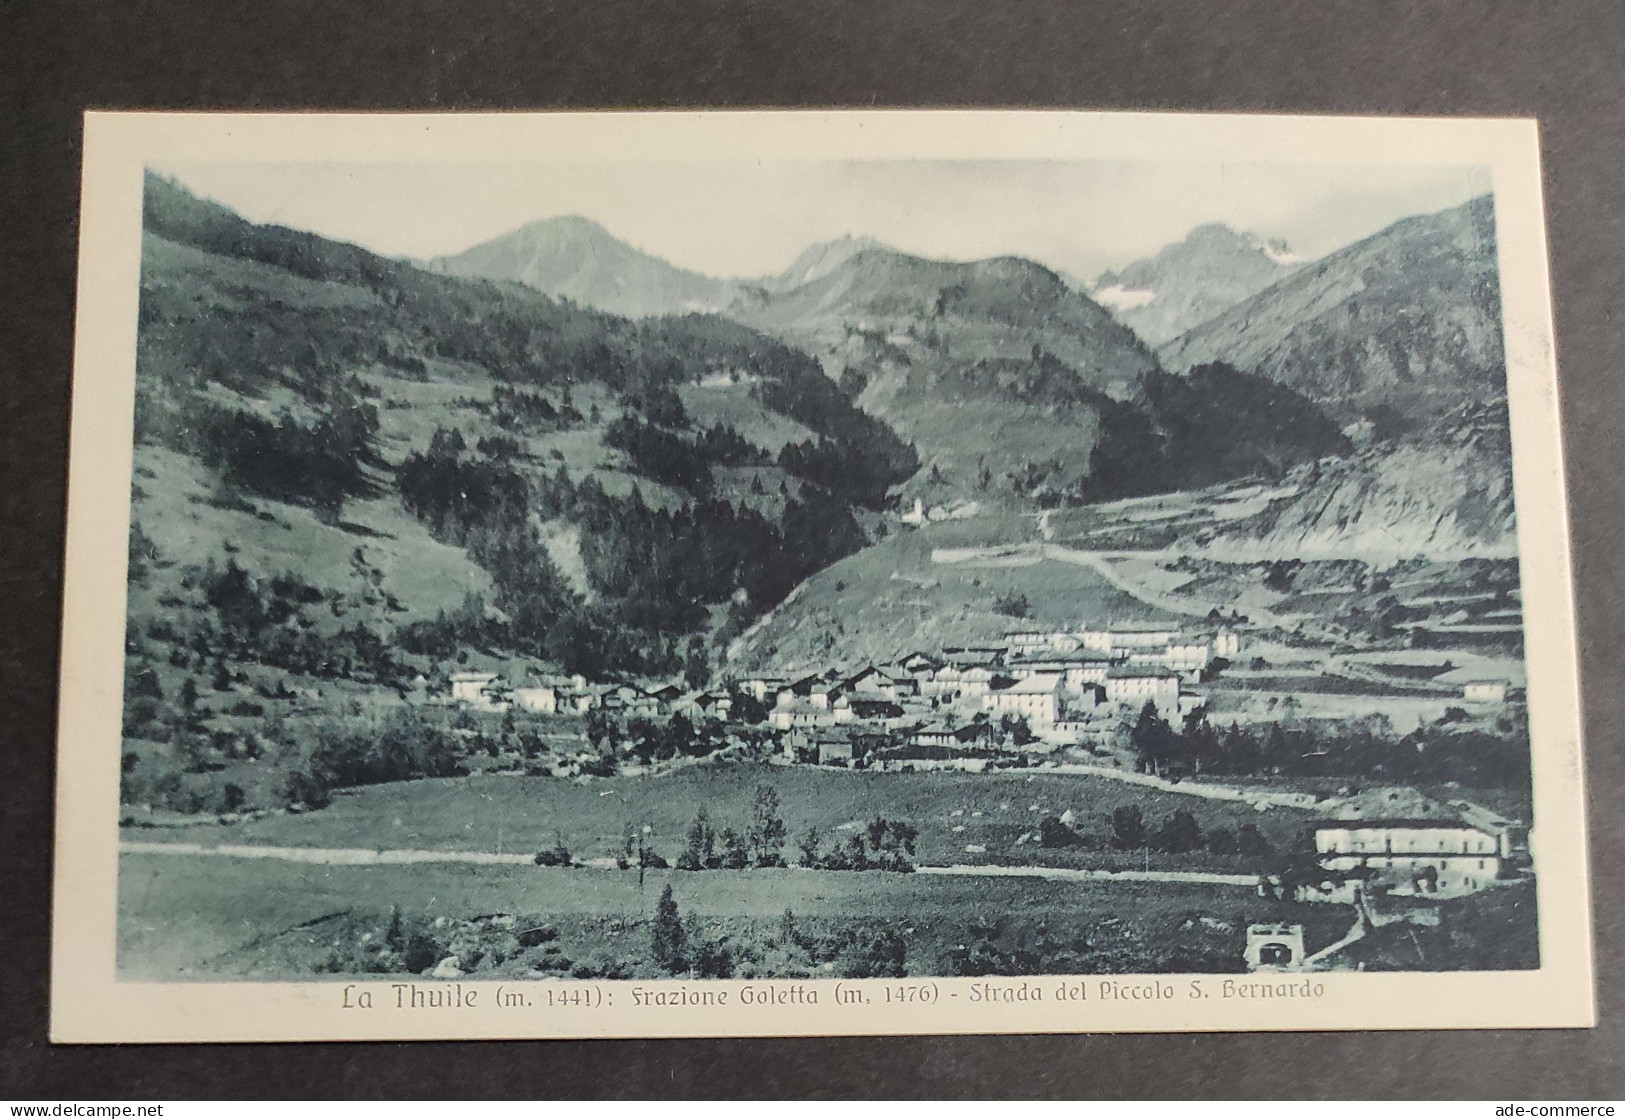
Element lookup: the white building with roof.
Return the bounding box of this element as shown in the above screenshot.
[1125,637,1215,678]
[738,676,789,702]
[1079,624,1183,652]
[1104,666,1181,718]
[1462,679,1510,704]
[770,696,852,731]
[1312,818,1503,901]
[450,671,498,704]
[1008,655,1118,691]
[1245,923,1306,971]
[1449,800,1529,860]
[1005,630,1081,654]
[935,664,997,699]
[512,684,557,714]
[985,674,1064,728]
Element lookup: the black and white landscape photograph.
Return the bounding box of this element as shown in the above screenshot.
[110,150,1540,988]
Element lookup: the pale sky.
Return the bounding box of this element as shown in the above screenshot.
[154,159,1493,282]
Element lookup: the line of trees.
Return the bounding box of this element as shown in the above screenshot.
[134,556,407,687]
[490,383,584,432]
[649,886,907,979]
[1129,702,1531,789]
[990,360,1354,508]
[672,786,788,871]
[796,817,918,872]
[604,416,774,495]
[1037,804,1273,860]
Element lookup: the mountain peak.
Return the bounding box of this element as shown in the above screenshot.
[1158,196,1505,424]
[1090,221,1308,345]
[519,214,614,236]
[432,216,732,318]
[1183,221,1248,244]
[767,234,893,292]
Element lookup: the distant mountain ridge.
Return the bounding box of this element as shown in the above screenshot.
[760,234,889,293]
[733,246,1155,382]
[429,216,735,319]
[725,245,1162,502]
[1158,196,1504,423]
[432,219,897,319]
[1090,222,1306,347]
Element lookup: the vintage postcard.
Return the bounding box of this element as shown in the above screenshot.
[52,110,1592,1042]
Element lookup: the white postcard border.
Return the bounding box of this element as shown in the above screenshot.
[51,109,1593,1042]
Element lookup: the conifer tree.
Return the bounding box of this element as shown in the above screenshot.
[650,883,686,972]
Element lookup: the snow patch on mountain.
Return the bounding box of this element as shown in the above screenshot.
[1094,283,1158,312]
[1259,241,1303,267]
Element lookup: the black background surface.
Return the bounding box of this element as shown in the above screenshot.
[3,0,1622,1099]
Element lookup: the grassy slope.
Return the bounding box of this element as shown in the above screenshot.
[858,373,1107,502]
[676,379,818,452]
[132,444,491,621]
[730,523,1180,673]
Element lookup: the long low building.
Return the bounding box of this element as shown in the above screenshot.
[770,696,853,730]
[933,664,998,698]
[1079,624,1183,651]
[1007,654,1119,690]
[1308,818,1504,901]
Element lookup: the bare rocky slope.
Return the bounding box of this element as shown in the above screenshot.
[1158,196,1505,424]
[1150,197,1518,557]
[1202,401,1518,557]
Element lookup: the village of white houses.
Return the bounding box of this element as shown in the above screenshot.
[112,153,1542,986]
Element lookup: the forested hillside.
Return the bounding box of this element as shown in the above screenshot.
[129,174,918,686]
[127,175,1505,701]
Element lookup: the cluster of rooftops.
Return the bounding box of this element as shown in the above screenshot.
[446,623,1240,758]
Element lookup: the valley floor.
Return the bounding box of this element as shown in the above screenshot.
[115,763,1531,980]
[115,849,1318,982]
